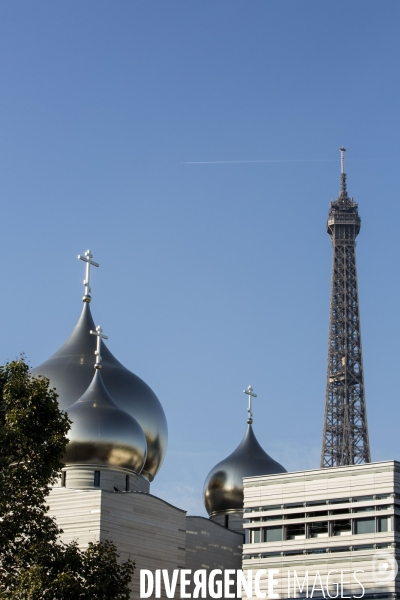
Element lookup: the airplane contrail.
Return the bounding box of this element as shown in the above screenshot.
[183,158,378,165]
[184,159,336,165]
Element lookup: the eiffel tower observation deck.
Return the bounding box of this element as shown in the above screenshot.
[321,148,371,468]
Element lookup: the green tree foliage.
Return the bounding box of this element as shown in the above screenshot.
[7,540,134,600]
[0,359,134,599]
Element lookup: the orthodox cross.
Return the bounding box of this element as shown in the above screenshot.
[78,249,99,302]
[243,385,257,424]
[90,325,108,369]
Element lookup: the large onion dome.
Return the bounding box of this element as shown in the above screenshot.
[203,423,286,515]
[64,369,147,473]
[31,302,167,481]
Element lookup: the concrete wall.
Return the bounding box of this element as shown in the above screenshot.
[185,516,243,599]
[47,488,186,599]
[186,516,243,570]
[47,487,102,547]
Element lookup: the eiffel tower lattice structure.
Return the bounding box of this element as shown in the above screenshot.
[320,148,371,468]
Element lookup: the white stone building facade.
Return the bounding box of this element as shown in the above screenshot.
[242,461,400,599]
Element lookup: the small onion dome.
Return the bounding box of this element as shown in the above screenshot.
[64,369,147,473]
[203,424,286,515]
[31,302,167,481]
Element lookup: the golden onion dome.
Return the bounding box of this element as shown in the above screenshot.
[203,423,286,515]
[31,302,167,481]
[64,368,147,473]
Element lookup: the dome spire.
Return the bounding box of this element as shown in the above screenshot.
[63,326,147,474]
[243,385,257,424]
[32,248,168,481]
[78,249,99,303]
[203,386,286,519]
[90,325,108,369]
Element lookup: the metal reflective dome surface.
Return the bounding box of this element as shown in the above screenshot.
[31,302,167,481]
[64,369,147,473]
[203,424,286,515]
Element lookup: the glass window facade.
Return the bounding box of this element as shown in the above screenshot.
[354,518,375,534]
[286,523,305,540]
[264,527,283,542]
[94,470,100,487]
[309,521,328,538]
[378,517,389,532]
[332,519,351,536]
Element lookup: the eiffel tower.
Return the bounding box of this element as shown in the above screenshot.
[321,148,371,468]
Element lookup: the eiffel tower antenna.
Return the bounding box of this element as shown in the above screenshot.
[321,148,371,467]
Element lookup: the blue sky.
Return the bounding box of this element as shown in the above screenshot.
[0,2,399,515]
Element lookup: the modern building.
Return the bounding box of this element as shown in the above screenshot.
[242,461,400,599]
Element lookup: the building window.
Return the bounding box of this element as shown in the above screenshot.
[285,512,305,520]
[330,547,349,553]
[309,521,328,538]
[331,519,351,536]
[377,517,389,532]
[61,471,66,487]
[252,529,261,543]
[125,475,130,491]
[353,506,374,513]
[353,495,374,503]
[307,510,328,518]
[330,508,350,515]
[354,518,375,534]
[264,527,283,543]
[285,523,305,540]
[94,471,100,487]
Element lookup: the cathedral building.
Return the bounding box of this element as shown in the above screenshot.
[34,251,280,599]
